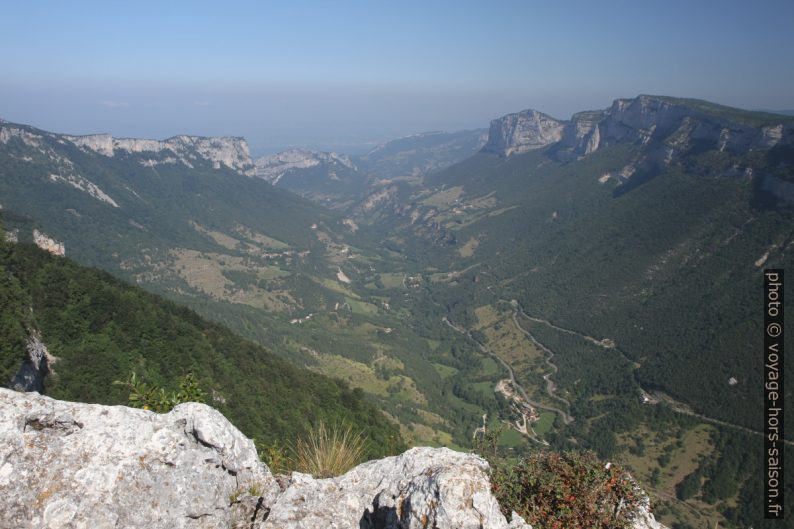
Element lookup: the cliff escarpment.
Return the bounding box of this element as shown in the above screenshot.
[483,95,794,161]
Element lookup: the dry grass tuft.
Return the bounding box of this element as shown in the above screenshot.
[293,422,366,478]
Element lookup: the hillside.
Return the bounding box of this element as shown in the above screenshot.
[344,95,794,528]
[0,120,504,450]
[3,96,793,527]
[356,129,488,179]
[254,149,368,209]
[0,237,403,457]
[357,95,794,432]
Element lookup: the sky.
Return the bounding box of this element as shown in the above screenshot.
[2,0,793,155]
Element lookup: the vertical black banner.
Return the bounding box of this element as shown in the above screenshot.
[765,269,784,519]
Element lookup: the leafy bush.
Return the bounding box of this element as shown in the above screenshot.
[491,450,644,529]
[113,371,205,412]
[292,422,366,478]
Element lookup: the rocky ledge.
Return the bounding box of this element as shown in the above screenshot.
[0,389,664,529]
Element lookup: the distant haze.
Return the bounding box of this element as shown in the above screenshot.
[2,1,793,156]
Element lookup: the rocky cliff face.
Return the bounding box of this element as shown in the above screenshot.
[0,389,663,529]
[585,96,792,155]
[254,149,356,184]
[484,95,794,162]
[555,110,606,161]
[482,110,565,156]
[63,133,256,176]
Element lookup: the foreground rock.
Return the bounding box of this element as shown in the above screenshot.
[264,446,519,529]
[0,389,663,528]
[0,389,274,529]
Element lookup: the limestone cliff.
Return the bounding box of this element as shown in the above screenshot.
[0,119,255,181]
[576,95,793,156]
[63,133,256,176]
[555,110,606,161]
[0,389,664,529]
[483,95,794,162]
[482,110,565,156]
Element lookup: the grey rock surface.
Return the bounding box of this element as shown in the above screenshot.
[8,331,55,393]
[482,110,565,156]
[1,389,665,529]
[0,388,274,529]
[262,446,520,529]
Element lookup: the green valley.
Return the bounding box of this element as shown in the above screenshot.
[2,94,793,528]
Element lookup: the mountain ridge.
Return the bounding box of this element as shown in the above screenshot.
[1,120,256,176]
[483,94,794,159]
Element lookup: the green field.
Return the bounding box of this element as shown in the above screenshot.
[433,363,459,379]
[532,412,555,436]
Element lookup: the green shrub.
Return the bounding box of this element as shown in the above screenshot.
[491,450,644,529]
[675,470,702,501]
[113,371,205,412]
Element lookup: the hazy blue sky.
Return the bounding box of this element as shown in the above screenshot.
[2,0,793,154]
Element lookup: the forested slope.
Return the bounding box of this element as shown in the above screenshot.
[0,237,403,458]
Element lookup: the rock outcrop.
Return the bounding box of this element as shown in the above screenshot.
[32,229,65,256]
[482,110,565,156]
[254,148,356,184]
[5,228,19,243]
[575,95,791,156]
[8,332,56,393]
[0,389,665,529]
[0,388,274,529]
[48,172,120,207]
[265,447,519,529]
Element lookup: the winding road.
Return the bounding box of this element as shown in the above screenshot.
[510,308,573,411]
[442,316,574,427]
[502,297,794,446]
[442,280,788,445]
